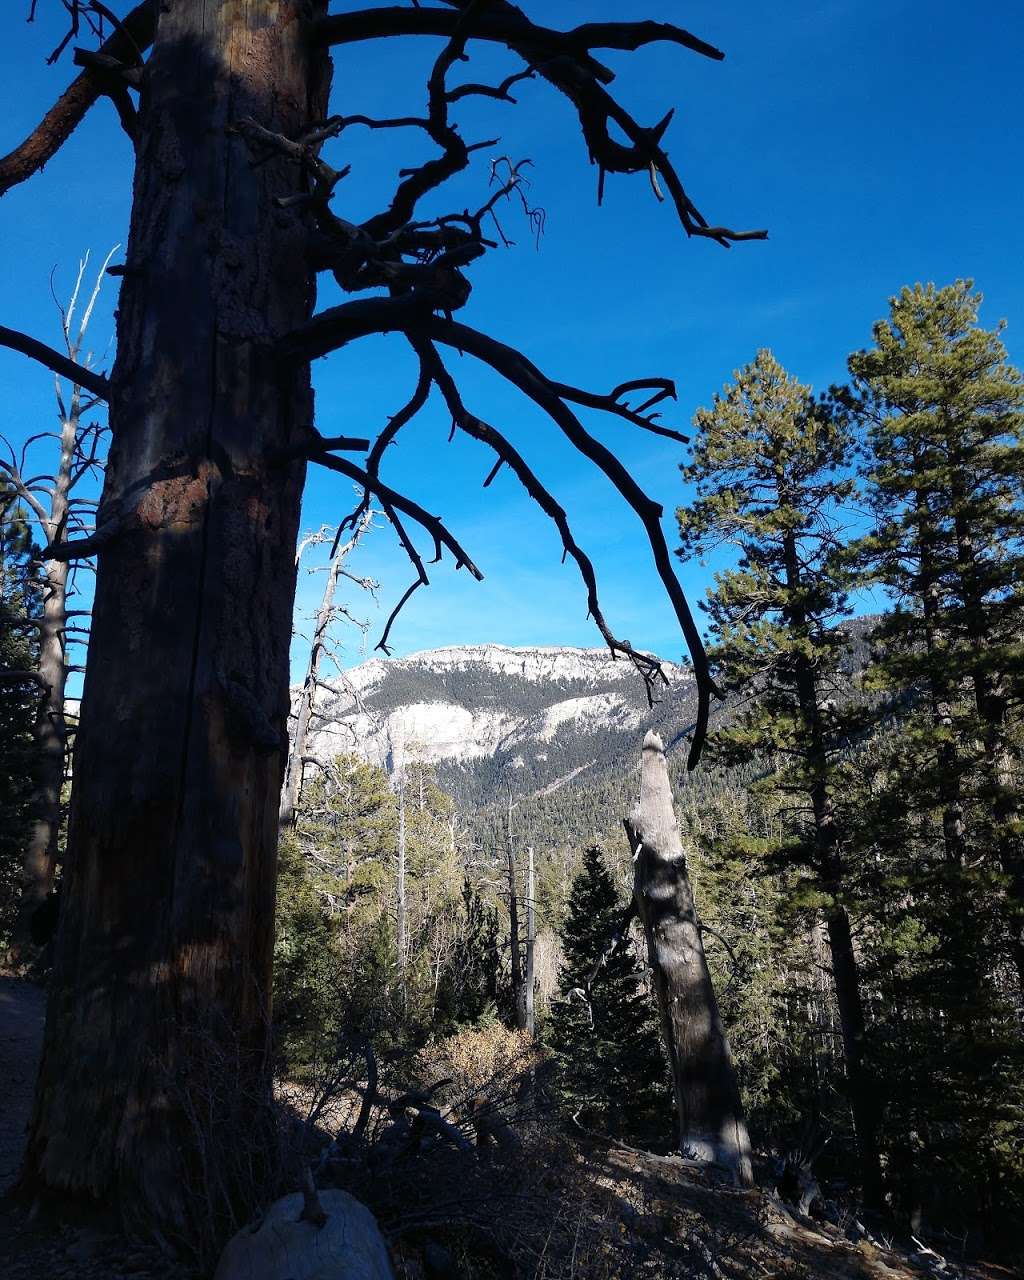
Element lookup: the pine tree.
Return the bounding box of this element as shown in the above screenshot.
[547,846,670,1145]
[841,281,1024,990]
[677,349,884,1206]
[836,283,1024,1237]
[435,878,500,1030]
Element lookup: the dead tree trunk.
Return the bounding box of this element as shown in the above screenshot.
[506,783,525,1030]
[396,750,408,1004]
[22,0,330,1235]
[4,254,113,946]
[525,844,536,1037]
[625,731,753,1185]
[279,509,374,828]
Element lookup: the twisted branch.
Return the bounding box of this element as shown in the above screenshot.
[1,0,155,197]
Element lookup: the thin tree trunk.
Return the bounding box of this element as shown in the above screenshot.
[780,528,883,1211]
[397,754,408,1004]
[15,355,101,942]
[22,0,330,1235]
[625,731,752,1185]
[279,509,372,827]
[506,784,525,1030]
[16,389,73,931]
[525,843,535,1037]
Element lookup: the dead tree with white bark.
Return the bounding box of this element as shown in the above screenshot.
[0,249,114,949]
[279,507,378,828]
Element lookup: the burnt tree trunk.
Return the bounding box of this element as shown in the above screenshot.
[22,0,330,1234]
[626,731,752,1185]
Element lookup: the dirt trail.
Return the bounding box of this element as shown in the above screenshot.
[0,974,46,1195]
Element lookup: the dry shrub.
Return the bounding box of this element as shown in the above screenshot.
[414,1022,538,1101]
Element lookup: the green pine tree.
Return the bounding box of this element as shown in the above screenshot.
[677,348,884,1206]
[836,282,1024,1237]
[547,846,670,1145]
[840,281,1024,991]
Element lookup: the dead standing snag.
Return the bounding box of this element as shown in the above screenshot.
[626,731,753,1185]
[2,0,763,1237]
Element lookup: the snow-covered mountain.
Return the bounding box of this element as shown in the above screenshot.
[304,644,699,804]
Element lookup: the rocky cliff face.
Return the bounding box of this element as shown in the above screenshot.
[304,645,699,805]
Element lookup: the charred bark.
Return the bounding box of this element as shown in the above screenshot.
[625,731,752,1185]
[21,0,331,1236]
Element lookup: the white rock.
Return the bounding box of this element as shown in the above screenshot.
[299,644,689,773]
[214,1191,393,1280]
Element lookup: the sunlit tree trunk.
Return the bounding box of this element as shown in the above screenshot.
[626,732,752,1185]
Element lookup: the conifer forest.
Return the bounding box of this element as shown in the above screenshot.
[0,3,1022,1278]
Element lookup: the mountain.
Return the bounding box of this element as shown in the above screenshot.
[304,619,877,853]
[306,644,700,809]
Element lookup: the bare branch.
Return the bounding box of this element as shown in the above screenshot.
[313,4,765,246]
[425,315,720,766]
[314,10,724,71]
[421,337,667,692]
[281,298,719,765]
[0,0,155,197]
[305,441,483,653]
[0,324,109,398]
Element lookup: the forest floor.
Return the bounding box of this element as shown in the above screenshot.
[0,973,1018,1279]
[577,1141,1019,1280]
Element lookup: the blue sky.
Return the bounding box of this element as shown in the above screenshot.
[1,1,1022,685]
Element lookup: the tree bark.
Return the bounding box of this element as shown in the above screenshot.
[22,0,330,1237]
[625,731,752,1185]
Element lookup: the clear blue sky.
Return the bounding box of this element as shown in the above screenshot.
[1,1,1022,685]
